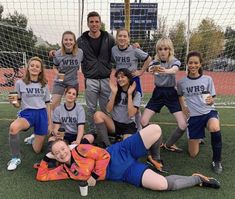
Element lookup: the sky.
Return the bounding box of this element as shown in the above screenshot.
[1,0,235,44]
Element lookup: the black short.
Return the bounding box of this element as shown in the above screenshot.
[146,86,182,113]
[113,120,137,135]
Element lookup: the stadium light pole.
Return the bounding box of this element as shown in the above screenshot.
[124,0,130,32]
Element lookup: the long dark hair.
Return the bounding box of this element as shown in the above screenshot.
[114,68,135,105]
[186,51,203,75]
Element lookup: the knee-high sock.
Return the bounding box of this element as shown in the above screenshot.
[96,122,111,147]
[149,134,162,160]
[165,127,185,147]
[9,134,20,158]
[211,131,222,162]
[135,111,142,131]
[166,175,201,190]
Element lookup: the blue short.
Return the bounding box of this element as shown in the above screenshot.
[145,86,182,113]
[106,132,149,187]
[133,76,142,96]
[187,110,219,139]
[19,108,48,135]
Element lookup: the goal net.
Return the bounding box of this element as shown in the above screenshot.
[0,0,235,106]
[0,51,26,94]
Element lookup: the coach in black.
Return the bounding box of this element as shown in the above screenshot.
[77,11,115,134]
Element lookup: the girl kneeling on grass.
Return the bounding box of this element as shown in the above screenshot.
[177,51,222,174]
[36,124,220,191]
[7,57,52,171]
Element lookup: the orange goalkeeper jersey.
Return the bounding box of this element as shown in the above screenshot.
[36,144,111,181]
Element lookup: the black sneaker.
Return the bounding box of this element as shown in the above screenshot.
[193,173,220,189]
[212,161,223,174]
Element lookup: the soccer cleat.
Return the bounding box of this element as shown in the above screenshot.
[192,173,220,189]
[212,161,223,174]
[147,155,168,174]
[163,144,183,153]
[24,134,35,145]
[7,158,21,171]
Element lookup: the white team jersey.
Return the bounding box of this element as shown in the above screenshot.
[15,79,50,110]
[177,75,216,116]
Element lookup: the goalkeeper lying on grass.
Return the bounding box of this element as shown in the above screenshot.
[36,124,220,191]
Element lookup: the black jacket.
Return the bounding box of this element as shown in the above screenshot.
[77,30,115,79]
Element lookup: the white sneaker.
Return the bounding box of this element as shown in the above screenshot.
[7,158,21,171]
[24,134,35,144]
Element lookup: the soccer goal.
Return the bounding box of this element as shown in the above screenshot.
[0,0,235,106]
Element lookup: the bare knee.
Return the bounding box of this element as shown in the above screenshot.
[209,127,220,133]
[83,134,94,144]
[9,123,19,135]
[188,151,199,158]
[178,121,187,131]
[140,117,149,127]
[33,147,42,154]
[144,124,162,140]
[94,111,105,123]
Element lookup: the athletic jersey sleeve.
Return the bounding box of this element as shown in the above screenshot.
[36,156,69,181]
[172,59,181,68]
[208,76,216,97]
[44,85,51,103]
[177,79,183,96]
[76,104,86,125]
[15,79,21,100]
[134,48,149,61]
[53,106,61,124]
[75,144,110,180]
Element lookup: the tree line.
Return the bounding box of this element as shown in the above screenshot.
[132,17,235,71]
[0,5,58,69]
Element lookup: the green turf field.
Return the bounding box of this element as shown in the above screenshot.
[0,104,235,198]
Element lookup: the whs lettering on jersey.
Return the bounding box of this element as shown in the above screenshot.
[26,88,45,97]
[115,56,130,63]
[62,59,79,66]
[185,85,206,97]
[61,117,77,124]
